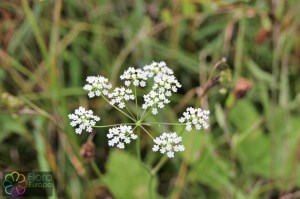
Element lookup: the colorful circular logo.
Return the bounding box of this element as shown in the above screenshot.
[2,171,28,197]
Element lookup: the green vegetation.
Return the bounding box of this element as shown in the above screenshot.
[1,0,300,198]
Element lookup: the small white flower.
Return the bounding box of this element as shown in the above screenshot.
[107,125,137,149]
[68,107,100,134]
[152,108,158,115]
[179,107,210,131]
[152,132,185,158]
[108,87,135,109]
[120,67,148,87]
[83,76,112,98]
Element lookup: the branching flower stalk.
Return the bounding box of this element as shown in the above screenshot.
[69,61,210,160]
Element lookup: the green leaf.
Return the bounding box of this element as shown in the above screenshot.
[215,103,226,128]
[0,114,28,142]
[103,150,159,199]
[188,147,234,194]
[234,129,271,177]
[267,116,300,188]
[228,100,259,132]
[229,100,271,177]
[247,58,273,85]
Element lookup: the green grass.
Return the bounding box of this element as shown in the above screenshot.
[1,0,300,198]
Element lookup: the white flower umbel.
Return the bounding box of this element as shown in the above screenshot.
[120,67,148,87]
[69,61,204,159]
[68,107,100,134]
[142,90,170,114]
[108,87,135,109]
[142,62,181,114]
[83,76,112,98]
[107,125,137,149]
[152,72,181,95]
[152,132,185,158]
[143,61,174,77]
[179,107,210,131]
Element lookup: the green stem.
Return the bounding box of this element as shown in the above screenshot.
[148,175,154,199]
[143,122,185,126]
[102,95,136,121]
[140,104,159,122]
[178,125,186,136]
[125,104,136,120]
[140,126,154,139]
[140,108,148,121]
[140,107,154,121]
[134,86,138,120]
[151,155,168,175]
[21,0,48,63]
[91,160,103,178]
[94,123,136,128]
[136,127,141,161]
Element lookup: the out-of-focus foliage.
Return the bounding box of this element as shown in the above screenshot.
[0,0,300,198]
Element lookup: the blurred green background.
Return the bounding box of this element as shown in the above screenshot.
[1,0,300,198]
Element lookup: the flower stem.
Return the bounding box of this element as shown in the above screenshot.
[125,104,136,120]
[140,108,153,121]
[102,95,136,121]
[140,108,148,121]
[151,155,168,175]
[140,126,154,139]
[134,86,138,120]
[94,123,136,128]
[143,122,185,126]
[148,175,155,199]
[91,160,103,178]
[136,126,141,161]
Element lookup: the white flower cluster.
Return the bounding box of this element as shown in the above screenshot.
[68,107,100,134]
[107,125,137,149]
[152,132,185,158]
[142,61,182,114]
[69,61,210,159]
[120,67,148,87]
[83,76,112,98]
[108,87,135,108]
[179,107,210,131]
[144,61,174,77]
